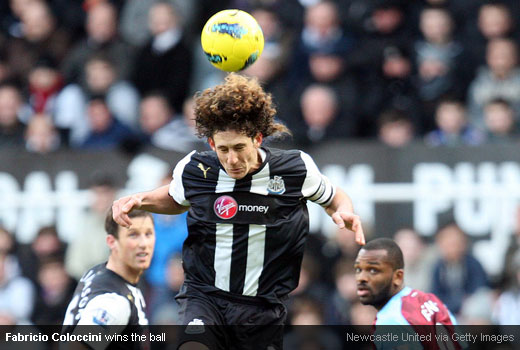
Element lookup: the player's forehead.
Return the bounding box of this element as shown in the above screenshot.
[118,216,154,236]
[212,129,252,147]
[355,248,391,266]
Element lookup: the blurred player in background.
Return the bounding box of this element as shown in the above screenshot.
[112,73,365,350]
[355,238,464,349]
[62,209,154,350]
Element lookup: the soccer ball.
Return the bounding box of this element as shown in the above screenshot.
[201,9,264,72]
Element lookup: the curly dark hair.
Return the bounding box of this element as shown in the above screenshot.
[194,73,291,138]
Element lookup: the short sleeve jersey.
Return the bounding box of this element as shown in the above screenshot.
[169,147,336,302]
[62,263,148,350]
[373,286,464,350]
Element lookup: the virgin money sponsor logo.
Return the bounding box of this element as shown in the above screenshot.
[214,196,238,219]
[214,196,270,219]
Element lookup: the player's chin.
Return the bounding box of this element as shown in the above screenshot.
[357,292,373,304]
[134,258,152,269]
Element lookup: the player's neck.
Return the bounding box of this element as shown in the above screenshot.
[375,285,405,311]
[106,256,142,285]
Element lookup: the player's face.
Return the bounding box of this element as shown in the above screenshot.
[115,216,155,273]
[354,249,400,310]
[209,130,263,179]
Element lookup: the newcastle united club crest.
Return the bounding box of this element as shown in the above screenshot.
[267,176,285,195]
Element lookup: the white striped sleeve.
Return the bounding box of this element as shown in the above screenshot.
[169,151,196,206]
[300,151,336,207]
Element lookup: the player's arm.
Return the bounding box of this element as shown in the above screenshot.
[325,188,365,245]
[113,184,189,228]
[299,151,365,246]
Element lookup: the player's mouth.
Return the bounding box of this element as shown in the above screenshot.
[136,252,149,261]
[357,286,371,297]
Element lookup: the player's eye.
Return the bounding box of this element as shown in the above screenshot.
[354,267,361,273]
[369,268,378,274]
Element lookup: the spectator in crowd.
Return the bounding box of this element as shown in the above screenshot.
[292,84,355,146]
[137,92,175,145]
[0,227,22,280]
[148,253,185,324]
[288,1,355,88]
[467,38,520,127]
[4,0,70,82]
[377,109,415,148]
[458,287,495,325]
[242,5,294,121]
[393,227,436,292]
[483,98,518,143]
[138,94,203,152]
[18,225,66,284]
[346,1,411,71]
[413,6,466,129]
[24,113,61,153]
[25,56,63,117]
[325,258,358,325]
[492,251,520,325]
[119,0,198,47]
[425,98,484,147]
[56,55,139,146]
[464,2,516,71]
[0,244,35,325]
[31,257,76,325]
[0,0,32,39]
[248,5,293,79]
[132,1,192,113]
[0,83,26,147]
[65,174,117,280]
[431,223,488,315]
[61,1,134,85]
[358,45,421,136]
[79,95,135,150]
[284,296,342,349]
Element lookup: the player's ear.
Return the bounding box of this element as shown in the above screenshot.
[106,234,117,249]
[253,133,263,147]
[208,137,216,151]
[393,268,404,286]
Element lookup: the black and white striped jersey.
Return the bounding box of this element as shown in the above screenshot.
[62,263,148,350]
[169,147,336,303]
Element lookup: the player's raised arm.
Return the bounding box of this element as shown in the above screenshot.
[112,184,188,228]
[325,188,365,245]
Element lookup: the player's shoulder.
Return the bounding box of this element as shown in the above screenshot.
[265,147,309,171]
[400,288,454,325]
[179,150,220,179]
[84,264,132,296]
[403,289,444,306]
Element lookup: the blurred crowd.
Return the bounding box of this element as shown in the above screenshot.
[1,0,520,338]
[0,0,520,153]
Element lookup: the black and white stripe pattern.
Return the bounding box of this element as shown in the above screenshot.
[169,147,336,300]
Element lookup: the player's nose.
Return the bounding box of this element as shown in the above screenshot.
[227,151,239,165]
[356,271,369,283]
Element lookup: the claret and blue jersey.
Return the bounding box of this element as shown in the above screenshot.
[374,286,464,350]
